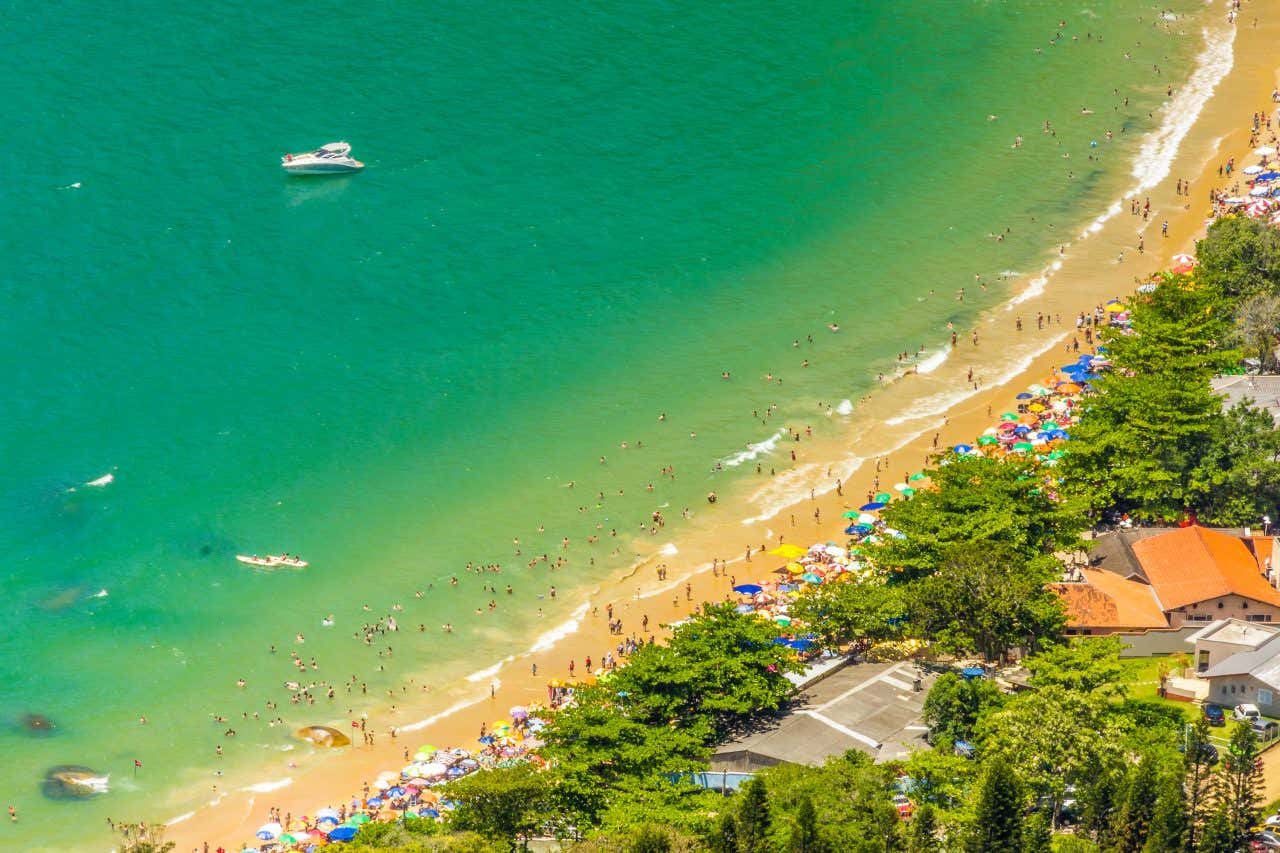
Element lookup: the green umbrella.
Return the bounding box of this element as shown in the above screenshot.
[348,813,372,825]
[909,472,927,481]
[977,435,998,446]
[1012,442,1034,452]
[842,510,860,519]
[1041,421,1060,430]
[1047,449,1065,459]
[874,492,892,502]
[1000,412,1019,421]
[279,834,298,845]
[900,487,916,497]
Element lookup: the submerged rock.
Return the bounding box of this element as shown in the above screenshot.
[19,713,57,736]
[42,765,109,799]
[294,725,351,748]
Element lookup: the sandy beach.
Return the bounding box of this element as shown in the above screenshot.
[165,6,1280,850]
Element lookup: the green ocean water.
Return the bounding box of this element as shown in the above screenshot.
[0,1,1208,848]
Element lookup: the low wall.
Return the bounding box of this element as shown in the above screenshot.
[1113,626,1201,657]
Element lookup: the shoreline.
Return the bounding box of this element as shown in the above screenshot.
[162,6,1280,851]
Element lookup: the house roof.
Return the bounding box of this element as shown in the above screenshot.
[1203,633,1280,689]
[1048,569,1168,629]
[1184,617,1280,649]
[1130,526,1280,611]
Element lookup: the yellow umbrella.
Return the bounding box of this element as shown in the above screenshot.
[786,562,806,574]
[1028,403,1045,412]
[769,544,807,559]
[1105,302,1126,312]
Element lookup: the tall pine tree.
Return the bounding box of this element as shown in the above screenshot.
[1110,757,1159,853]
[1196,805,1237,853]
[787,794,827,853]
[1142,771,1188,853]
[905,803,941,853]
[1021,811,1052,853]
[966,755,1024,853]
[1183,719,1216,851]
[1215,725,1263,842]
[735,777,772,853]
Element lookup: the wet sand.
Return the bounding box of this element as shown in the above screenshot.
[166,7,1280,851]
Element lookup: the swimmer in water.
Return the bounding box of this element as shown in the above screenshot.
[322,615,335,627]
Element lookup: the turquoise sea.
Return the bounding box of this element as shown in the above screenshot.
[1,1,1210,848]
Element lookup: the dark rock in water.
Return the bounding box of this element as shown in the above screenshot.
[200,544,213,556]
[42,765,109,799]
[19,713,57,735]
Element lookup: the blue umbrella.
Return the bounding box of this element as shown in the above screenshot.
[316,808,341,821]
[734,603,755,614]
[785,638,815,651]
[387,786,406,797]
[1015,392,1033,400]
[256,830,275,840]
[801,573,823,584]
[961,666,986,679]
[860,502,886,511]
[844,525,860,535]
[852,524,874,535]
[328,825,359,842]
[419,807,440,818]
[316,814,340,826]
[953,444,973,453]
[733,584,763,595]
[366,796,384,807]
[777,583,798,592]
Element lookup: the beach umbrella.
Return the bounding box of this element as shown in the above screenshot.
[857,513,877,524]
[900,487,916,497]
[1000,412,1019,421]
[417,745,438,756]
[348,814,372,825]
[874,492,892,502]
[1256,146,1276,156]
[328,825,358,842]
[367,796,384,807]
[977,435,998,446]
[279,833,299,845]
[825,545,847,558]
[775,615,793,625]
[735,603,755,614]
[802,573,823,584]
[509,706,528,720]
[1012,442,1034,452]
[1015,392,1034,400]
[768,543,807,559]
[786,562,805,574]
[733,584,764,595]
[859,502,886,511]
[1245,164,1265,174]
[256,823,282,840]
[316,807,340,821]
[841,509,861,518]
[1028,403,1045,412]
[893,483,912,491]
[909,472,927,481]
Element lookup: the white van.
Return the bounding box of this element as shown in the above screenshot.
[1233,703,1262,722]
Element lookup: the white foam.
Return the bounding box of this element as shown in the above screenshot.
[86,472,114,487]
[834,399,853,416]
[1131,23,1235,193]
[660,543,678,556]
[1008,258,1064,308]
[528,602,590,654]
[740,454,866,526]
[166,811,196,826]
[915,346,950,375]
[398,695,489,733]
[464,657,513,683]
[721,429,787,467]
[91,589,108,599]
[242,777,293,794]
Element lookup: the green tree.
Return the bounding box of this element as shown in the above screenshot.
[448,764,549,851]
[1023,637,1126,698]
[921,672,1005,746]
[757,752,899,853]
[906,541,1066,660]
[1232,291,1280,370]
[629,825,673,853]
[710,811,740,853]
[1183,718,1216,850]
[899,746,978,813]
[541,685,709,825]
[1022,810,1053,853]
[595,778,725,841]
[1142,770,1188,853]
[1195,805,1237,853]
[735,778,773,853]
[870,454,1087,581]
[1079,766,1123,848]
[1214,725,1263,841]
[1109,756,1159,853]
[975,688,1127,828]
[610,603,801,736]
[1187,400,1280,525]
[1195,214,1280,300]
[904,803,940,853]
[965,755,1024,853]
[789,580,905,648]
[787,795,828,853]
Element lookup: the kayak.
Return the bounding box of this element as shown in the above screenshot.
[236,554,309,568]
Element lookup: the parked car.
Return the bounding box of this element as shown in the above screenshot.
[1203,703,1226,726]
[1253,718,1280,740]
[1250,829,1280,850]
[891,794,914,820]
[1234,703,1262,723]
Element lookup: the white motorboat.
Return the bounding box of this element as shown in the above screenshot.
[281,142,364,175]
[236,554,309,568]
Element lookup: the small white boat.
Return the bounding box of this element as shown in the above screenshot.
[281,142,364,175]
[236,554,309,568]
